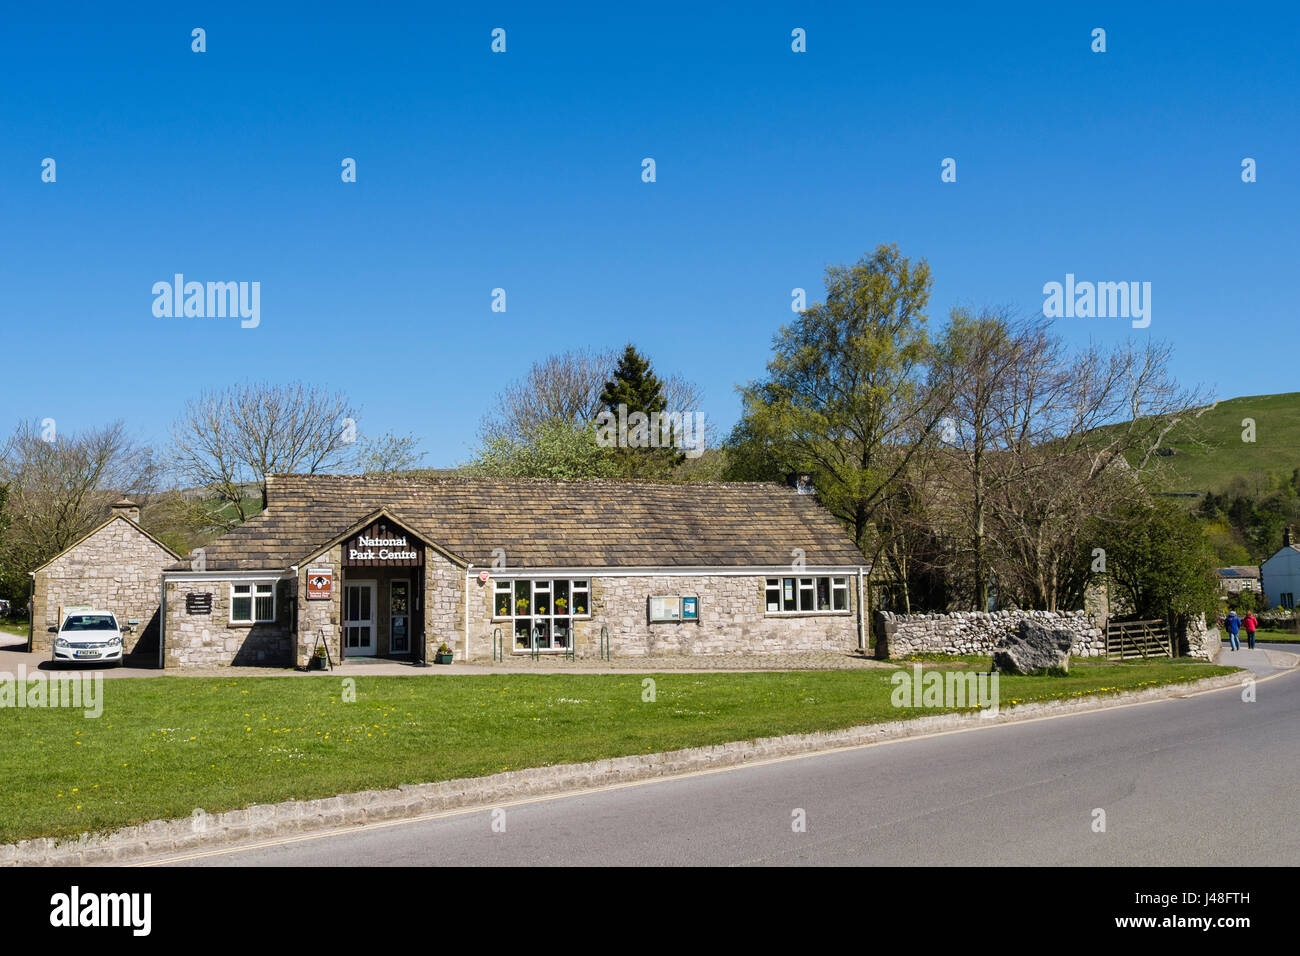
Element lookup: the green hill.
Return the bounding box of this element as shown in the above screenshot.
[1151,393,1300,494]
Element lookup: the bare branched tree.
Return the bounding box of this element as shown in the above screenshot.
[171,382,357,523]
[0,420,160,571]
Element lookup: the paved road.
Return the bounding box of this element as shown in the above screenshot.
[159,659,1300,867]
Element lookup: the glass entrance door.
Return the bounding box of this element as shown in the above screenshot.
[390,579,410,654]
[343,581,376,656]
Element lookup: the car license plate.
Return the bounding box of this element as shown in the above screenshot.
[74,650,100,658]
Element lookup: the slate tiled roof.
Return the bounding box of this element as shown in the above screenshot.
[171,474,868,572]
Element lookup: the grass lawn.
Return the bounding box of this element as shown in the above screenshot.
[0,619,29,639]
[0,661,1233,844]
[1250,627,1299,644]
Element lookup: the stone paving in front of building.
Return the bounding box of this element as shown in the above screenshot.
[0,633,892,677]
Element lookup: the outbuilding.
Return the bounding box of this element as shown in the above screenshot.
[159,474,870,668]
[29,498,181,664]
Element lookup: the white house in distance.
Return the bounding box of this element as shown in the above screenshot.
[1259,527,1300,610]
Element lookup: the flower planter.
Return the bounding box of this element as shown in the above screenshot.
[434,652,454,665]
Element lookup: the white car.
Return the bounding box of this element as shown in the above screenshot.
[50,609,129,666]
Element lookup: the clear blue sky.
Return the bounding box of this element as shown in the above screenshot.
[2,2,1296,470]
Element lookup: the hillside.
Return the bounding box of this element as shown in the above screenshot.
[1148,393,1300,494]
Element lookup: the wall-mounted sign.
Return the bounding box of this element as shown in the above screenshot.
[682,596,699,621]
[185,593,213,615]
[478,570,490,583]
[306,568,333,601]
[649,595,682,622]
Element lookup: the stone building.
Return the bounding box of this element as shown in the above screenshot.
[159,474,870,668]
[29,499,180,663]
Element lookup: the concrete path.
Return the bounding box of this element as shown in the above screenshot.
[159,663,1300,867]
[0,633,887,678]
[1215,642,1299,678]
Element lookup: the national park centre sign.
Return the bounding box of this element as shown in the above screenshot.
[343,524,423,567]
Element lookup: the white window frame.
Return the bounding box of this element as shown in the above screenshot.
[230,581,276,624]
[491,578,592,653]
[765,575,852,616]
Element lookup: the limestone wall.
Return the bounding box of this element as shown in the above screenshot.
[465,573,861,659]
[874,609,1105,659]
[163,577,295,668]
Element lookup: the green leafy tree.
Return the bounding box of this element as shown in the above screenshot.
[1092,500,1219,620]
[728,244,946,556]
[472,420,617,480]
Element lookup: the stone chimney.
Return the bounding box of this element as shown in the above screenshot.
[110,497,140,523]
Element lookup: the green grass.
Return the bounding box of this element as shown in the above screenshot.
[1253,627,1300,644]
[0,663,1233,844]
[0,619,29,639]
[1141,392,1300,494]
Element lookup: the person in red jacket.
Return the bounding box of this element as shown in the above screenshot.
[1244,611,1258,650]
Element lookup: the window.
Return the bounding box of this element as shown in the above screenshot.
[1283,592,1295,610]
[231,582,276,623]
[493,578,592,652]
[765,576,851,614]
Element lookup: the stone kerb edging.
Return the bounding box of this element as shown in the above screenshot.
[1,670,1248,866]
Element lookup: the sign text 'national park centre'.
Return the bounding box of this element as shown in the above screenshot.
[343,526,424,566]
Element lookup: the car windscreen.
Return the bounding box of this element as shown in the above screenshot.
[61,615,117,631]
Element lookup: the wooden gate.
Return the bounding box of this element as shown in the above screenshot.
[1105,619,1173,660]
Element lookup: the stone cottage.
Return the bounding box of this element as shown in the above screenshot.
[159,474,871,668]
[29,499,181,663]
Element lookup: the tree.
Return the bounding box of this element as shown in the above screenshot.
[354,432,423,474]
[1090,499,1218,620]
[171,381,357,523]
[597,344,686,478]
[977,338,1207,610]
[471,419,617,479]
[0,419,160,578]
[730,244,948,559]
[931,307,1045,610]
[480,349,613,441]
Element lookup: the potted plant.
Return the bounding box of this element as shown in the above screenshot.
[516,597,529,615]
[435,642,454,665]
[555,597,568,614]
[314,646,328,670]
[574,602,586,615]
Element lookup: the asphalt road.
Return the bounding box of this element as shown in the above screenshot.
[158,655,1300,867]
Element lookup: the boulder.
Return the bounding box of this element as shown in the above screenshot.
[993,620,1073,675]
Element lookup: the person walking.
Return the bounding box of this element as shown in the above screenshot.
[1225,610,1241,651]
[1244,611,1258,650]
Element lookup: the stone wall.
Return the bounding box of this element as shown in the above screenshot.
[874,609,1106,659]
[1182,615,1221,661]
[465,574,862,659]
[31,517,176,661]
[163,577,295,668]
[297,547,342,669]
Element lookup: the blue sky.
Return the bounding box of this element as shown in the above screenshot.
[2,2,1296,470]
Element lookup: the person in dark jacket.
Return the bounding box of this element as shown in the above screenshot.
[1244,611,1258,650]
[1225,611,1241,651]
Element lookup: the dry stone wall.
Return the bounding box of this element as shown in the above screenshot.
[874,609,1105,659]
